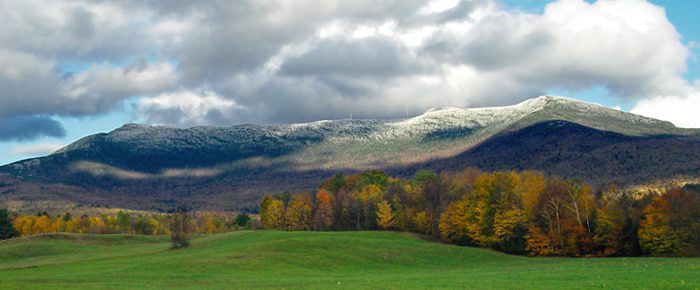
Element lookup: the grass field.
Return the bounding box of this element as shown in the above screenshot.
[0,231,698,289]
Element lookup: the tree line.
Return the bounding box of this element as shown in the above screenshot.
[1,211,254,238]
[260,169,700,257]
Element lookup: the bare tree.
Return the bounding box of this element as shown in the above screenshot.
[170,210,193,249]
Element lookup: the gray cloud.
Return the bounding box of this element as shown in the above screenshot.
[1,0,699,138]
[281,37,425,77]
[422,15,554,71]
[158,0,428,83]
[0,116,66,141]
[66,6,96,41]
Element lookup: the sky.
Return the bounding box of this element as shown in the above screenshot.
[0,0,699,165]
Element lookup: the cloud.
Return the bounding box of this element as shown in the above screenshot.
[0,49,177,117]
[280,37,426,78]
[0,116,66,141]
[421,0,688,98]
[631,83,700,128]
[1,0,699,136]
[12,143,64,157]
[136,0,698,126]
[134,89,244,126]
[0,0,171,140]
[59,60,178,115]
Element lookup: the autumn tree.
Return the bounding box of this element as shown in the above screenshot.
[592,188,644,257]
[439,192,479,246]
[258,169,697,257]
[260,195,286,229]
[376,200,396,230]
[639,188,700,256]
[32,214,52,234]
[358,184,383,229]
[285,193,313,230]
[203,214,218,234]
[313,189,334,231]
[12,214,33,236]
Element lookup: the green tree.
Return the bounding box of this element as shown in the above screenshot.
[135,216,155,235]
[116,211,132,234]
[0,209,18,240]
[235,213,251,227]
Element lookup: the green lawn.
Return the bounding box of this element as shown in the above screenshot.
[0,231,698,289]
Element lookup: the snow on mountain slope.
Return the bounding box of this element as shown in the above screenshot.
[13,96,698,176]
[2,96,699,211]
[57,95,682,152]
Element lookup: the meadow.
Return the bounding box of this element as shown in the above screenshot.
[0,231,698,289]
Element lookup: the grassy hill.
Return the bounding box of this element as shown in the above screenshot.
[1,231,698,289]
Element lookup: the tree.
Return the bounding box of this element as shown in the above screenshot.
[203,214,218,234]
[260,195,285,229]
[525,227,556,256]
[115,211,132,234]
[0,209,18,240]
[89,216,109,234]
[32,215,52,234]
[493,209,527,254]
[285,193,313,230]
[639,188,699,256]
[358,170,389,189]
[414,211,431,234]
[593,207,624,256]
[235,213,252,228]
[170,210,193,249]
[322,172,347,194]
[50,218,67,233]
[12,215,33,236]
[312,189,333,231]
[376,200,396,230]
[358,184,383,230]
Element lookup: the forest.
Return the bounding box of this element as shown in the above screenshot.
[260,169,700,257]
[1,168,697,257]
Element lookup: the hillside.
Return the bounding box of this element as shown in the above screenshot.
[0,96,699,211]
[1,231,698,289]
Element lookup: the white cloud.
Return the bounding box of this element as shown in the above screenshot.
[631,84,700,128]
[12,143,64,157]
[61,60,178,105]
[134,89,243,126]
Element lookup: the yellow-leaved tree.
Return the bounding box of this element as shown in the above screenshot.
[260,195,286,229]
[285,193,313,230]
[376,200,395,230]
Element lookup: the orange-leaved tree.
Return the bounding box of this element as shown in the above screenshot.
[313,189,334,231]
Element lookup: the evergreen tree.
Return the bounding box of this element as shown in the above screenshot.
[0,209,18,240]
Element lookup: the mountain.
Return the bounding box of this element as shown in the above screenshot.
[1,96,698,212]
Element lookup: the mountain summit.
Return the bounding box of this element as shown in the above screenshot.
[1,96,698,211]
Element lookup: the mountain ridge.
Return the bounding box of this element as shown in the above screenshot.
[1,96,698,211]
[29,95,696,173]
